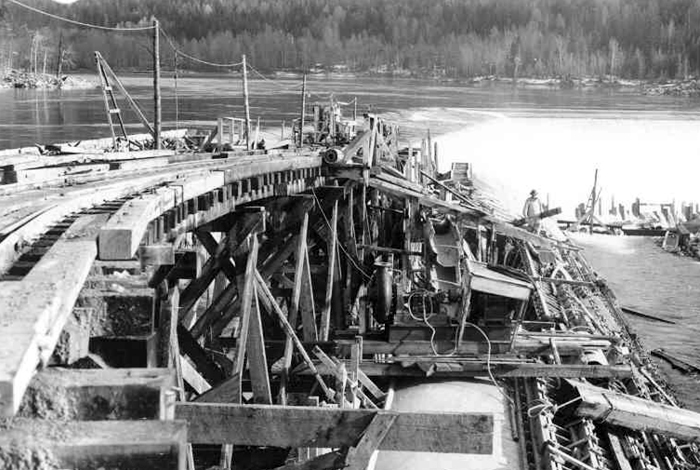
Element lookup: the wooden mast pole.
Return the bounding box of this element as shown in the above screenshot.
[152,18,161,149]
[242,54,251,150]
[299,74,307,147]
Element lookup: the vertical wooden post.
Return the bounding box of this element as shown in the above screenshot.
[55,32,63,78]
[279,213,309,404]
[353,97,357,121]
[320,200,338,341]
[433,141,439,172]
[350,336,362,408]
[153,19,161,149]
[242,54,251,150]
[299,74,307,147]
[281,120,285,139]
[254,116,261,149]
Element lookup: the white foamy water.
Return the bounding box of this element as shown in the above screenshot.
[420,115,700,219]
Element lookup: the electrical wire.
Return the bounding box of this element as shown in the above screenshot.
[8,0,157,31]
[160,29,243,68]
[463,321,515,406]
[405,290,457,357]
[246,62,305,92]
[173,52,179,131]
[527,395,582,418]
[310,187,372,280]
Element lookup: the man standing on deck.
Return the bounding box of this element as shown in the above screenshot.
[523,189,543,233]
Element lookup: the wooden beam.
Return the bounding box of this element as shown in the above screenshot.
[194,376,240,404]
[177,325,225,385]
[280,212,309,402]
[320,200,338,341]
[175,403,493,453]
[254,272,333,401]
[300,250,318,341]
[138,243,175,266]
[156,283,179,368]
[0,214,107,417]
[570,379,700,443]
[272,451,346,470]
[20,367,174,420]
[311,346,377,408]
[355,337,611,356]
[180,355,212,395]
[189,282,237,340]
[247,284,272,404]
[0,418,187,470]
[98,172,225,260]
[296,361,633,379]
[179,234,231,319]
[231,235,260,402]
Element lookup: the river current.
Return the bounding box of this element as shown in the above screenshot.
[1,75,699,407]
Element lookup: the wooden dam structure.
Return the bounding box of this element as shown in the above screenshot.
[2,61,700,470]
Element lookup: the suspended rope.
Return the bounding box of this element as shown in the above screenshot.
[8,0,157,31]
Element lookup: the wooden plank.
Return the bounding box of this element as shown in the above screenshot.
[607,432,634,470]
[20,367,174,420]
[6,162,111,185]
[175,403,493,453]
[368,177,478,216]
[0,214,107,417]
[180,356,212,395]
[345,412,397,470]
[651,348,700,373]
[621,306,676,325]
[570,379,700,443]
[0,418,187,470]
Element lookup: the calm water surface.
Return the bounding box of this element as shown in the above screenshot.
[2,75,700,407]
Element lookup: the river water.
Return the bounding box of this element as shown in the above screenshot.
[1,75,699,407]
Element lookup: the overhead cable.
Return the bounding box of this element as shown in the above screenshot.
[8,0,157,31]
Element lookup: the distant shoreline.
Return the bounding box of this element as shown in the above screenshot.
[0,70,97,91]
[3,68,699,97]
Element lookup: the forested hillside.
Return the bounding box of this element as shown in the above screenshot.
[2,0,700,80]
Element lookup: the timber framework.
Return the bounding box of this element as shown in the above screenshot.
[1,63,700,470]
